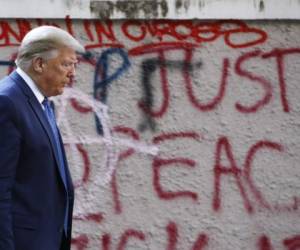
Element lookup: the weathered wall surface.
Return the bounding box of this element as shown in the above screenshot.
[1,0,300,19]
[0,19,300,249]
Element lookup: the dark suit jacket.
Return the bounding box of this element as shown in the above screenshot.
[0,71,74,250]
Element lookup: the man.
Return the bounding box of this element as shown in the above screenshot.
[0,26,85,250]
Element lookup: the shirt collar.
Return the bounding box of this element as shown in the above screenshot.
[16,67,45,105]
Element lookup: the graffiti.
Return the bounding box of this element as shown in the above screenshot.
[152,132,200,201]
[110,126,140,214]
[192,234,209,250]
[283,235,300,249]
[93,48,130,134]
[0,18,299,250]
[257,235,273,250]
[70,223,300,250]
[165,222,209,250]
[0,60,14,66]
[116,229,146,250]
[213,137,283,213]
[138,56,202,131]
[0,19,31,47]
[121,20,268,48]
[0,18,268,50]
[213,136,254,213]
[71,235,89,250]
[84,20,120,49]
[257,234,300,250]
[262,48,300,112]
[105,130,298,216]
[53,87,158,188]
[0,52,17,74]
[73,212,104,223]
[130,47,299,132]
[234,50,273,113]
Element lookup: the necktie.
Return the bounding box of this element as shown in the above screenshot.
[42,97,69,235]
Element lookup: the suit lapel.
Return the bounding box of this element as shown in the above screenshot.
[28,98,69,190]
[57,129,74,193]
[10,71,68,190]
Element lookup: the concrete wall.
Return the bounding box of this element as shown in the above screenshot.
[1,0,300,19]
[0,18,300,249]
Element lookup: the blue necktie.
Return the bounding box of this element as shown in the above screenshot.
[42,98,69,235]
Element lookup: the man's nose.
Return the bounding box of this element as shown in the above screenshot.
[70,64,76,74]
[68,66,76,78]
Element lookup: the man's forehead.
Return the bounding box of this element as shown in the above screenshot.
[68,57,78,62]
[61,53,78,62]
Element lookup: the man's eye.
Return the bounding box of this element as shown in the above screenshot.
[62,62,77,68]
[62,62,71,67]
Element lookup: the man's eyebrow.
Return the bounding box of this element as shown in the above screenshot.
[64,58,78,63]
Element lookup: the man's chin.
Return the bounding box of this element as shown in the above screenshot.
[57,89,64,95]
[51,88,64,97]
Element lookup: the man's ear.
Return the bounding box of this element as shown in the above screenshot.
[32,57,44,73]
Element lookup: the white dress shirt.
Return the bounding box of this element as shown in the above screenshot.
[16,67,45,108]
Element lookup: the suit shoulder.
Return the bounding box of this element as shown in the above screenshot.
[0,75,23,100]
[0,76,21,118]
[0,93,21,134]
[0,92,16,112]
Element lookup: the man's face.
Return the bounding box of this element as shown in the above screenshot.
[38,46,78,97]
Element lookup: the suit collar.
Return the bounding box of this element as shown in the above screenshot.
[16,67,44,104]
[9,70,36,100]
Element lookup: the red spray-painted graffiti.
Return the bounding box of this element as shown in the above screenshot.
[0,19,31,47]
[152,132,200,201]
[94,19,267,49]
[71,224,300,250]
[0,17,267,49]
[0,18,299,250]
[131,47,300,118]
[108,130,296,215]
